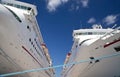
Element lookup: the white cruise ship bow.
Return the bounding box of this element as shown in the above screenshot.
[0,0,55,77]
[62,25,120,77]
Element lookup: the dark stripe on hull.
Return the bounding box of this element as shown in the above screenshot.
[22,46,42,66]
[104,39,120,48]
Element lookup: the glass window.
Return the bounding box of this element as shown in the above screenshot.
[88,32,92,35]
[29,38,31,42]
[76,33,79,35]
[16,5,20,8]
[93,32,97,35]
[79,33,82,35]
[27,7,31,10]
[27,25,29,29]
[8,3,13,6]
[21,6,27,10]
[82,32,87,35]
[27,25,31,31]
[31,42,33,45]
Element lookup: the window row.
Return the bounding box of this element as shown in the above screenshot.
[2,2,31,10]
[29,38,43,58]
[75,32,106,35]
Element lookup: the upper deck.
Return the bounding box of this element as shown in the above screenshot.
[73,29,113,36]
[0,0,37,16]
[73,25,113,37]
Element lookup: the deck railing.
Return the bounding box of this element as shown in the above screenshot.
[100,26,120,40]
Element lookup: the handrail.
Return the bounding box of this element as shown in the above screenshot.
[100,26,120,40]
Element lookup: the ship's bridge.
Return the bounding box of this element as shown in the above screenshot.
[73,28,114,46]
[73,29,113,37]
[73,24,113,37]
[0,0,37,15]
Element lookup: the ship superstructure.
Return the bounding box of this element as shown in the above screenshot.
[0,0,54,77]
[62,25,120,77]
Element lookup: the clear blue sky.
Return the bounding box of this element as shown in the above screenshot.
[19,0,120,77]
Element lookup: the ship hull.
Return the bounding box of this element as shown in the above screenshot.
[62,30,120,77]
[0,3,53,77]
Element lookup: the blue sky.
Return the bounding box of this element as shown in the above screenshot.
[19,0,120,77]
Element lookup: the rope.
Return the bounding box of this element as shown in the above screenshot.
[0,53,120,77]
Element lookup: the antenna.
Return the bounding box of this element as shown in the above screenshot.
[112,24,117,29]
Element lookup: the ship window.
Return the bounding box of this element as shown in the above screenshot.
[88,32,92,35]
[33,44,35,47]
[92,32,106,35]
[29,38,31,42]
[14,4,20,8]
[21,6,27,10]
[27,26,29,29]
[93,32,98,35]
[27,25,31,31]
[6,3,13,6]
[76,45,77,48]
[114,46,120,52]
[27,7,31,10]
[35,47,36,50]
[34,38,36,41]
[79,33,82,35]
[5,7,22,22]
[31,42,33,45]
[80,32,87,35]
[75,32,106,35]
[76,33,79,35]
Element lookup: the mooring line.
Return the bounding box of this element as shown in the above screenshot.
[0,53,120,77]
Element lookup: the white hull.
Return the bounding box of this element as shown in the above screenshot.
[62,26,120,77]
[0,1,54,77]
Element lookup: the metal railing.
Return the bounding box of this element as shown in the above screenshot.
[100,26,120,40]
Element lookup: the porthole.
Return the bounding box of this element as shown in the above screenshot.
[31,42,33,45]
[33,44,35,47]
[27,25,31,31]
[27,25,29,29]
[29,38,31,42]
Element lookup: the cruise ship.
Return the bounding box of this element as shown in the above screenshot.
[62,25,120,77]
[0,0,55,77]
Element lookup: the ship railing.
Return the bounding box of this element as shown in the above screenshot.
[100,26,120,40]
